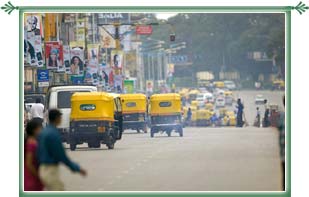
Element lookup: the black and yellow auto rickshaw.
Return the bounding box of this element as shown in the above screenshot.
[149,93,183,137]
[120,93,147,133]
[69,92,123,151]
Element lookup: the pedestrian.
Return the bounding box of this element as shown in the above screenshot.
[277,95,285,190]
[263,99,270,127]
[186,108,192,126]
[38,109,87,191]
[254,107,261,127]
[24,119,44,191]
[236,98,244,127]
[30,98,44,124]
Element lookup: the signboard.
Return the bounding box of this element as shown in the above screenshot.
[70,75,84,85]
[37,69,49,82]
[171,55,188,64]
[136,25,153,35]
[124,80,134,93]
[97,13,129,24]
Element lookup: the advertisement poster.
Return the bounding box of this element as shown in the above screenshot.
[111,50,124,69]
[63,45,71,73]
[69,48,84,75]
[25,15,42,36]
[86,44,100,85]
[45,41,64,71]
[123,80,135,93]
[114,74,123,92]
[98,66,113,87]
[99,26,116,49]
[24,15,43,67]
[24,31,43,67]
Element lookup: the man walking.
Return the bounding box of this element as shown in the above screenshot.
[30,98,44,124]
[236,98,244,127]
[38,109,86,191]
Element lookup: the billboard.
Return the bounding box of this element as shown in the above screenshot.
[45,41,64,71]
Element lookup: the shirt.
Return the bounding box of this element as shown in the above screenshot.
[30,103,44,119]
[37,124,80,172]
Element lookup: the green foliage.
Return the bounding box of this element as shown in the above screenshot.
[150,13,285,71]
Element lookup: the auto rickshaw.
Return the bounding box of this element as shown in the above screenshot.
[188,89,200,103]
[222,111,236,126]
[213,81,225,88]
[196,108,214,126]
[120,94,147,133]
[205,102,214,111]
[272,80,285,90]
[149,93,183,137]
[69,92,123,151]
[219,108,228,118]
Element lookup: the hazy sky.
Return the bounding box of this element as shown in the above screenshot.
[156,13,178,20]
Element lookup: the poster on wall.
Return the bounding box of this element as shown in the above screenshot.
[114,74,123,92]
[111,50,124,69]
[45,41,64,71]
[98,66,113,87]
[63,45,71,73]
[99,26,116,49]
[24,14,43,67]
[86,44,100,85]
[24,31,43,67]
[25,15,42,36]
[69,48,84,75]
[123,80,135,94]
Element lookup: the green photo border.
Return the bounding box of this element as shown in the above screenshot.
[17,5,293,197]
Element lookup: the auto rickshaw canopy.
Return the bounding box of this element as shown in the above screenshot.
[120,93,147,113]
[214,81,225,88]
[150,93,181,115]
[71,92,115,121]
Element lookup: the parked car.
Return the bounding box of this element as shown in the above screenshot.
[224,80,237,90]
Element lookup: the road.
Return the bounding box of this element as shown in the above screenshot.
[60,90,284,191]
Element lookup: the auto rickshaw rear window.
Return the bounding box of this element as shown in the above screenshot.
[159,101,172,107]
[126,102,137,107]
[80,104,96,111]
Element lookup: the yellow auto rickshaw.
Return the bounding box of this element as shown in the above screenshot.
[69,92,123,151]
[120,94,147,133]
[205,102,214,110]
[149,93,183,137]
[222,111,236,126]
[188,89,200,103]
[196,109,214,126]
[272,80,285,90]
[214,81,225,88]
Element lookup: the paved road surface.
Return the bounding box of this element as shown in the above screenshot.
[59,91,283,191]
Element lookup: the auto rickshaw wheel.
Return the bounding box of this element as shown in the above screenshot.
[107,142,114,149]
[179,127,183,137]
[70,143,77,151]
